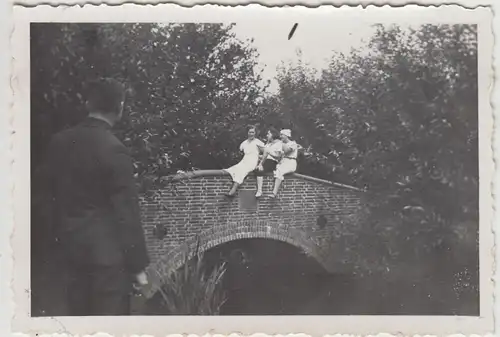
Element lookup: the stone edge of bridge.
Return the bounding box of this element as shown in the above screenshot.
[162,169,366,192]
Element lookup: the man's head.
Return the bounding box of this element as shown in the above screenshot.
[86,78,126,126]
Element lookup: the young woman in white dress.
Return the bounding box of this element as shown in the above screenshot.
[223,125,264,197]
[270,129,298,198]
[254,127,283,198]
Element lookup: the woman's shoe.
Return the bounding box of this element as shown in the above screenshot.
[255,191,262,198]
[224,192,236,198]
[269,193,277,199]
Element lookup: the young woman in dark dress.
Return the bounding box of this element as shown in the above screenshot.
[254,127,283,198]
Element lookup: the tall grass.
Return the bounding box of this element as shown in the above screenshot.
[157,243,228,315]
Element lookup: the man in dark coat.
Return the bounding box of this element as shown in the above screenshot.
[42,78,150,316]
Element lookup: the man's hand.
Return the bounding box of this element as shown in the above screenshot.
[135,271,148,286]
[257,164,264,171]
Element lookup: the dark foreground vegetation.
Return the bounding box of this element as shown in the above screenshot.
[144,239,478,315]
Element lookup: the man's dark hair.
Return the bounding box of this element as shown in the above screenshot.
[85,78,126,115]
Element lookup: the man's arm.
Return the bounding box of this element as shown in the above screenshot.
[106,144,150,276]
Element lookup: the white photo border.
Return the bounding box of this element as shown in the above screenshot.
[9,3,495,336]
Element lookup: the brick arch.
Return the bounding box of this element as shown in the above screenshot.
[141,220,330,299]
[139,170,366,299]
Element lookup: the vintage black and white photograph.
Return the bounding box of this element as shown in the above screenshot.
[10,3,494,336]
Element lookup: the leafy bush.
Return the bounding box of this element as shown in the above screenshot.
[157,246,227,315]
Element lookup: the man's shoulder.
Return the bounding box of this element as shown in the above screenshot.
[51,123,127,153]
[90,128,127,154]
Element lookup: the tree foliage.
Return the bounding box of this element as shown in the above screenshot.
[269,24,479,302]
[31,23,269,193]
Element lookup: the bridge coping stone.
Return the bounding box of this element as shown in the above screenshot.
[163,169,365,192]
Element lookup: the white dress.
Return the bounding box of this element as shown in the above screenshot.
[265,140,283,162]
[275,141,298,180]
[224,138,264,184]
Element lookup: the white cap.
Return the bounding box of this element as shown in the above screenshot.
[280,129,291,137]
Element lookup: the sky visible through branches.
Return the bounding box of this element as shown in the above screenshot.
[231,21,376,92]
[230,22,431,93]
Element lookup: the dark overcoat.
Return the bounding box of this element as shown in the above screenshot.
[40,117,150,274]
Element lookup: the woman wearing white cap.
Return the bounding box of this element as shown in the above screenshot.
[270,129,298,198]
[223,125,265,197]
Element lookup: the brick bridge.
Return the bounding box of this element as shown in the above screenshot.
[139,170,366,298]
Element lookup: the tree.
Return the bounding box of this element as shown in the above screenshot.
[269,24,479,299]
[31,23,269,193]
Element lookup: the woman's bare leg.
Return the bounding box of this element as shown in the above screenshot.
[255,150,269,198]
[271,159,296,198]
[271,178,282,198]
[226,182,239,197]
[256,176,263,197]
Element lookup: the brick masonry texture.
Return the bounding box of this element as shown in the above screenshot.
[138,170,366,298]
